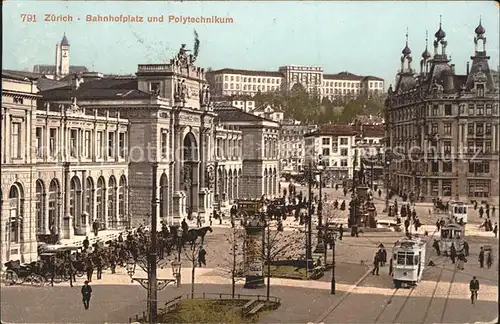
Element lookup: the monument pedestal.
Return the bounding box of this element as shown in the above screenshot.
[74,212,91,235]
[198,188,209,221]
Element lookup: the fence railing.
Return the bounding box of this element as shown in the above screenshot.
[128,293,281,323]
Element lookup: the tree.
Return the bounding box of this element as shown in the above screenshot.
[217,226,246,298]
[321,207,344,264]
[262,225,304,300]
[184,241,202,299]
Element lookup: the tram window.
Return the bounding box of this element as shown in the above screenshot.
[442,230,449,239]
[406,253,415,265]
[414,255,419,265]
[397,253,406,265]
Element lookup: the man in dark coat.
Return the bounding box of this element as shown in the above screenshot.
[338,224,343,240]
[372,253,380,275]
[82,236,90,252]
[450,243,457,264]
[469,276,479,304]
[92,220,99,236]
[198,246,207,267]
[81,280,92,310]
[85,257,94,282]
[478,246,485,268]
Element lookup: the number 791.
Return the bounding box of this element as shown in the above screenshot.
[20,14,37,22]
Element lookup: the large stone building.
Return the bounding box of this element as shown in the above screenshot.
[304,124,385,183]
[385,21,499,203]
[1,39,279,264]
[207,66,384,100]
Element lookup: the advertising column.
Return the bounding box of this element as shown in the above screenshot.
[243,218,265,289]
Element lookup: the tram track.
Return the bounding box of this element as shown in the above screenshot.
[439,262,459,323]
[420,256,448,323]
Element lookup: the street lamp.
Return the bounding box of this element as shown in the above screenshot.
[313,156,325,254]
[326,228,339,295]
[175,227,183,287]
[171,260,182,288]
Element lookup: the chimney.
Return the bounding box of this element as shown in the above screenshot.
[451,64,455,75]
[466,62,470,76]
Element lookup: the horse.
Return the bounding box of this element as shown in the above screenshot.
[187,226,213,245]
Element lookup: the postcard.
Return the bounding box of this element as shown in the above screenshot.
[1,1,499,324]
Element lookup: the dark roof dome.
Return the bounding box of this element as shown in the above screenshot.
[402,44,411,56]
[475,22,485,35]
[435,26,446,40]
[421,48,431,59]
[61,34,69,46]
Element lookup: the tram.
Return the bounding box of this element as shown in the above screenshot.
[449,201,468,223]
[390,235,427,288]
[438,223,465,256]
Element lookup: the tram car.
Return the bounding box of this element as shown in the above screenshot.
[438,223,465,256]
[390,236,427,288]
[448,201,468,223]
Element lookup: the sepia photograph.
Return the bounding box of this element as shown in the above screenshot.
[1,1,498,323]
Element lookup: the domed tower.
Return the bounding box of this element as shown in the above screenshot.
[60,33,70,76]
[420,31,432,76]
[400,29,413,73]
[466,18,495,92]
[395,29,417,93]
[432,15,449,61]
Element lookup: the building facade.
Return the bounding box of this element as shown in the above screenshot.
[207,67,385,100]
[1,40,278,263]
[304,124,384,182]
[280,120,318,173]
[385,21,499,203]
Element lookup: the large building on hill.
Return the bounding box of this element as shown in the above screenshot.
[385,20,499,204]
[206,66,384,101]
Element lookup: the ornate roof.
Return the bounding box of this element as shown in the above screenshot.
[61,34,69,46]
[475,20,485,35]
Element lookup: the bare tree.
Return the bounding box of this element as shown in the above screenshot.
[263,225,305,300]
[217,226,246,298]
[321,206,344,264]
[184,241,201,299]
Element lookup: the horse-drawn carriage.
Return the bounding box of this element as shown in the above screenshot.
[2,260,45,286]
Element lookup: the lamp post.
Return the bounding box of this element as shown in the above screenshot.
[383,151,391,212]
[306,162,313,266]
[329,229,339,295]
[175,227,183,287]
[313,156,325,254]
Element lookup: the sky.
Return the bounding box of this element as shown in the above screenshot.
[3,1,499,87]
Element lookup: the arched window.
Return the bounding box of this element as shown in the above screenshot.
[96,177,106,227]
[35,180,46,234]
[8,184,24,244]
[48,179,60,232]
[118,175,127,227]
[85,178,94,215]
[108,176,117,228]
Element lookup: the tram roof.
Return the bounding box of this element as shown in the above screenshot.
[441,223,464,229]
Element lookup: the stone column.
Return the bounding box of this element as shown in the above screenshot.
[492,125,496,153]
[43,193,49,234]
[80,170,89,235]
[198,130,207,217]
[243,219,266,289]
[63,163,74,239]
[5,110,10,163]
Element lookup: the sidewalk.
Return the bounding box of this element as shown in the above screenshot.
[59,229,128,247]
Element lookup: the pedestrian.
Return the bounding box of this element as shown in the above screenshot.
[463,241,469,257]
[85,257,94,282]
[209,214,212,226]
[486,251,493,269]
[404,218,410,233]
[450,243,456,264]
[433,239,441,256]
[378,246,387,267]
[83,236,90,252]
[49,256,57,286]
[81,280,92,310]
[197,215,202,228]
[66,255,76,287]
[457,251,466,270]
[493,223,498,238]
[492,206,496,217]
[436,220,441,232]
[372,253,380,275]
[92,219,100,236]
[478,246,485,268]
[479,206,484,218]
[198,246,207,267]
[338,224,343,240]
[95,254,103,280]
[469,276,479,304]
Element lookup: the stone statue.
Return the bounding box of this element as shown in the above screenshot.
[204,85,210,105]
[177,44,190,67]
[206,165,215,189]
[180,80,187,101]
